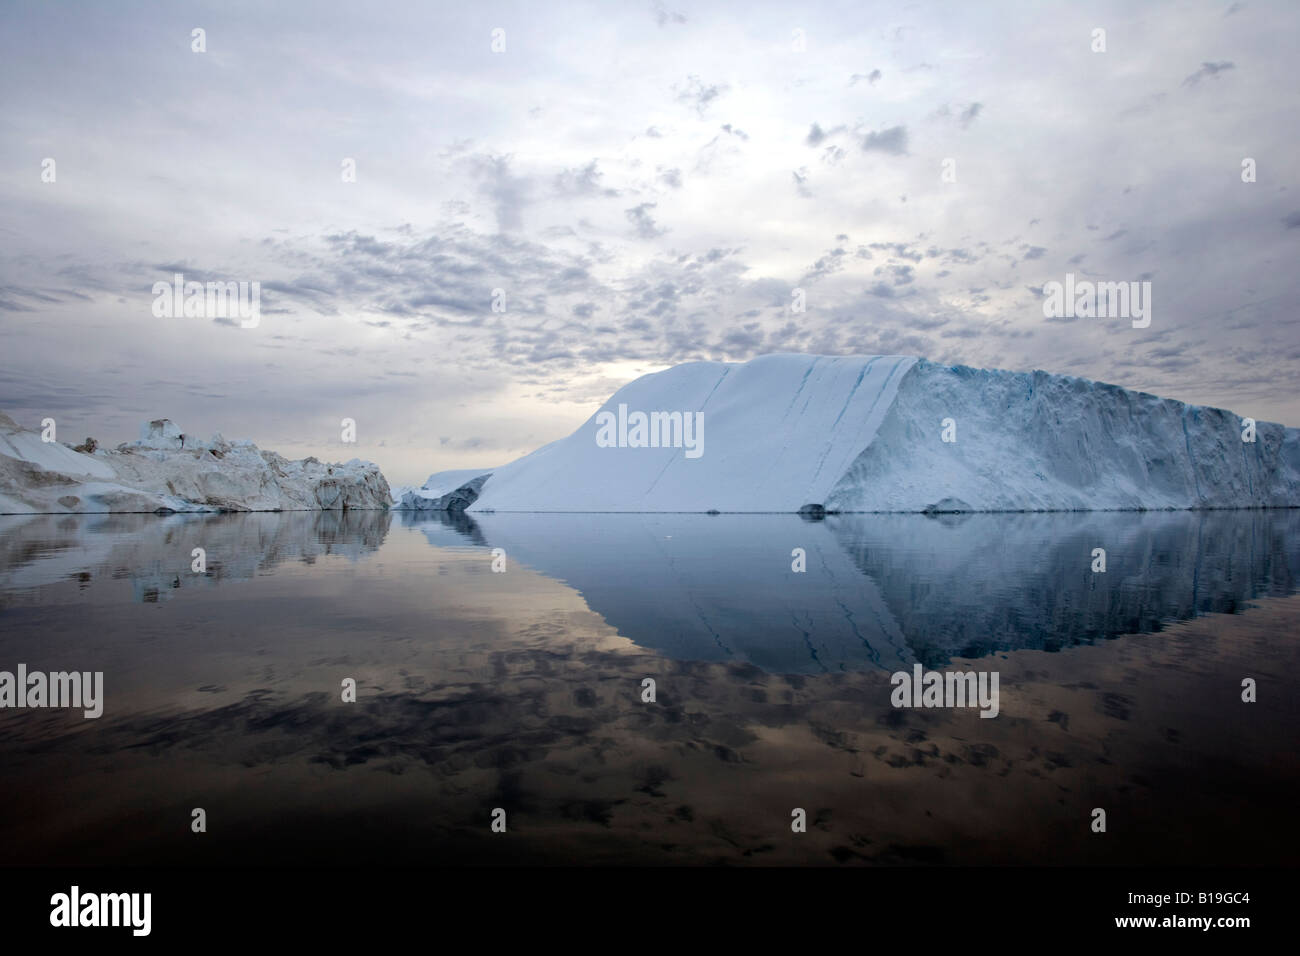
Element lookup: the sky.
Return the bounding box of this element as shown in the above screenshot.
[1,0,1297,487]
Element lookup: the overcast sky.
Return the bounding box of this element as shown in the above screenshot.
[1,0,1297,486]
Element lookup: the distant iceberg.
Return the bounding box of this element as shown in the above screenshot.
[427,354,1299,513]
[391,468,496,512]
[0,412,391,514]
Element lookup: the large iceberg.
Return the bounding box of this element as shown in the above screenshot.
[438,354,1299,513]
[0,412,391,514]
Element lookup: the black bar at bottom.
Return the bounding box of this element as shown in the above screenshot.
[0,865,1283,941]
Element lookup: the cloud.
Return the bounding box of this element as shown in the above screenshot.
[801,245,848,283]
[806,122,846,146]
[674,74,727,116]
[868,242,923,262]
[554,160,616,197]
[889,264,914,285]
[651,1,686,27]
[1182,61,1235,86]
[933,102,982,127]
[861,125,909,154]
[625,202,665,238]
[792,168,811,198]
[467,154,531,233]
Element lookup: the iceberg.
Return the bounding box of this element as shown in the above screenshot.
[0,412,391,514]
[391,468,496,512]
[450,354,1299,513]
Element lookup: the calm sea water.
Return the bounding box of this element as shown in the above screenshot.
[1,508,1297,865]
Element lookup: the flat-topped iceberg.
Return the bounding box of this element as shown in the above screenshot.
[420,354,1299,513]
[0,412,391,514]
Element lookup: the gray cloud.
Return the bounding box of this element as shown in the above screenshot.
[651,1,686,27]
[554,160,616,197]
[674,74,727,116]
[625,202,665,238]
[468,155,531,233]
[793,168,811,198]
[807,122,846,146]
[1183,61,1235,85]
[861,125,909,154]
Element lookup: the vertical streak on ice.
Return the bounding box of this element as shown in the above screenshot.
[642,365,732,501]
[829,360,875,432]
[810,356,907,493]
[808,358,878,489]
[782,357,820,422]
[1181,408,1202,504]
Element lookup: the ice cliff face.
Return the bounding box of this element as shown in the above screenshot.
[0,412,391,514]
[825,359,1300,512]
[392,468,496,512]
[447,354,1299,513]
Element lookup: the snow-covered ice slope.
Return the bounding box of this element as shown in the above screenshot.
[0,413,115,480]
[467,354,1300,513]
[472,354,917,512]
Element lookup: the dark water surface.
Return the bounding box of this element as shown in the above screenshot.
[1,509,1297,865]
